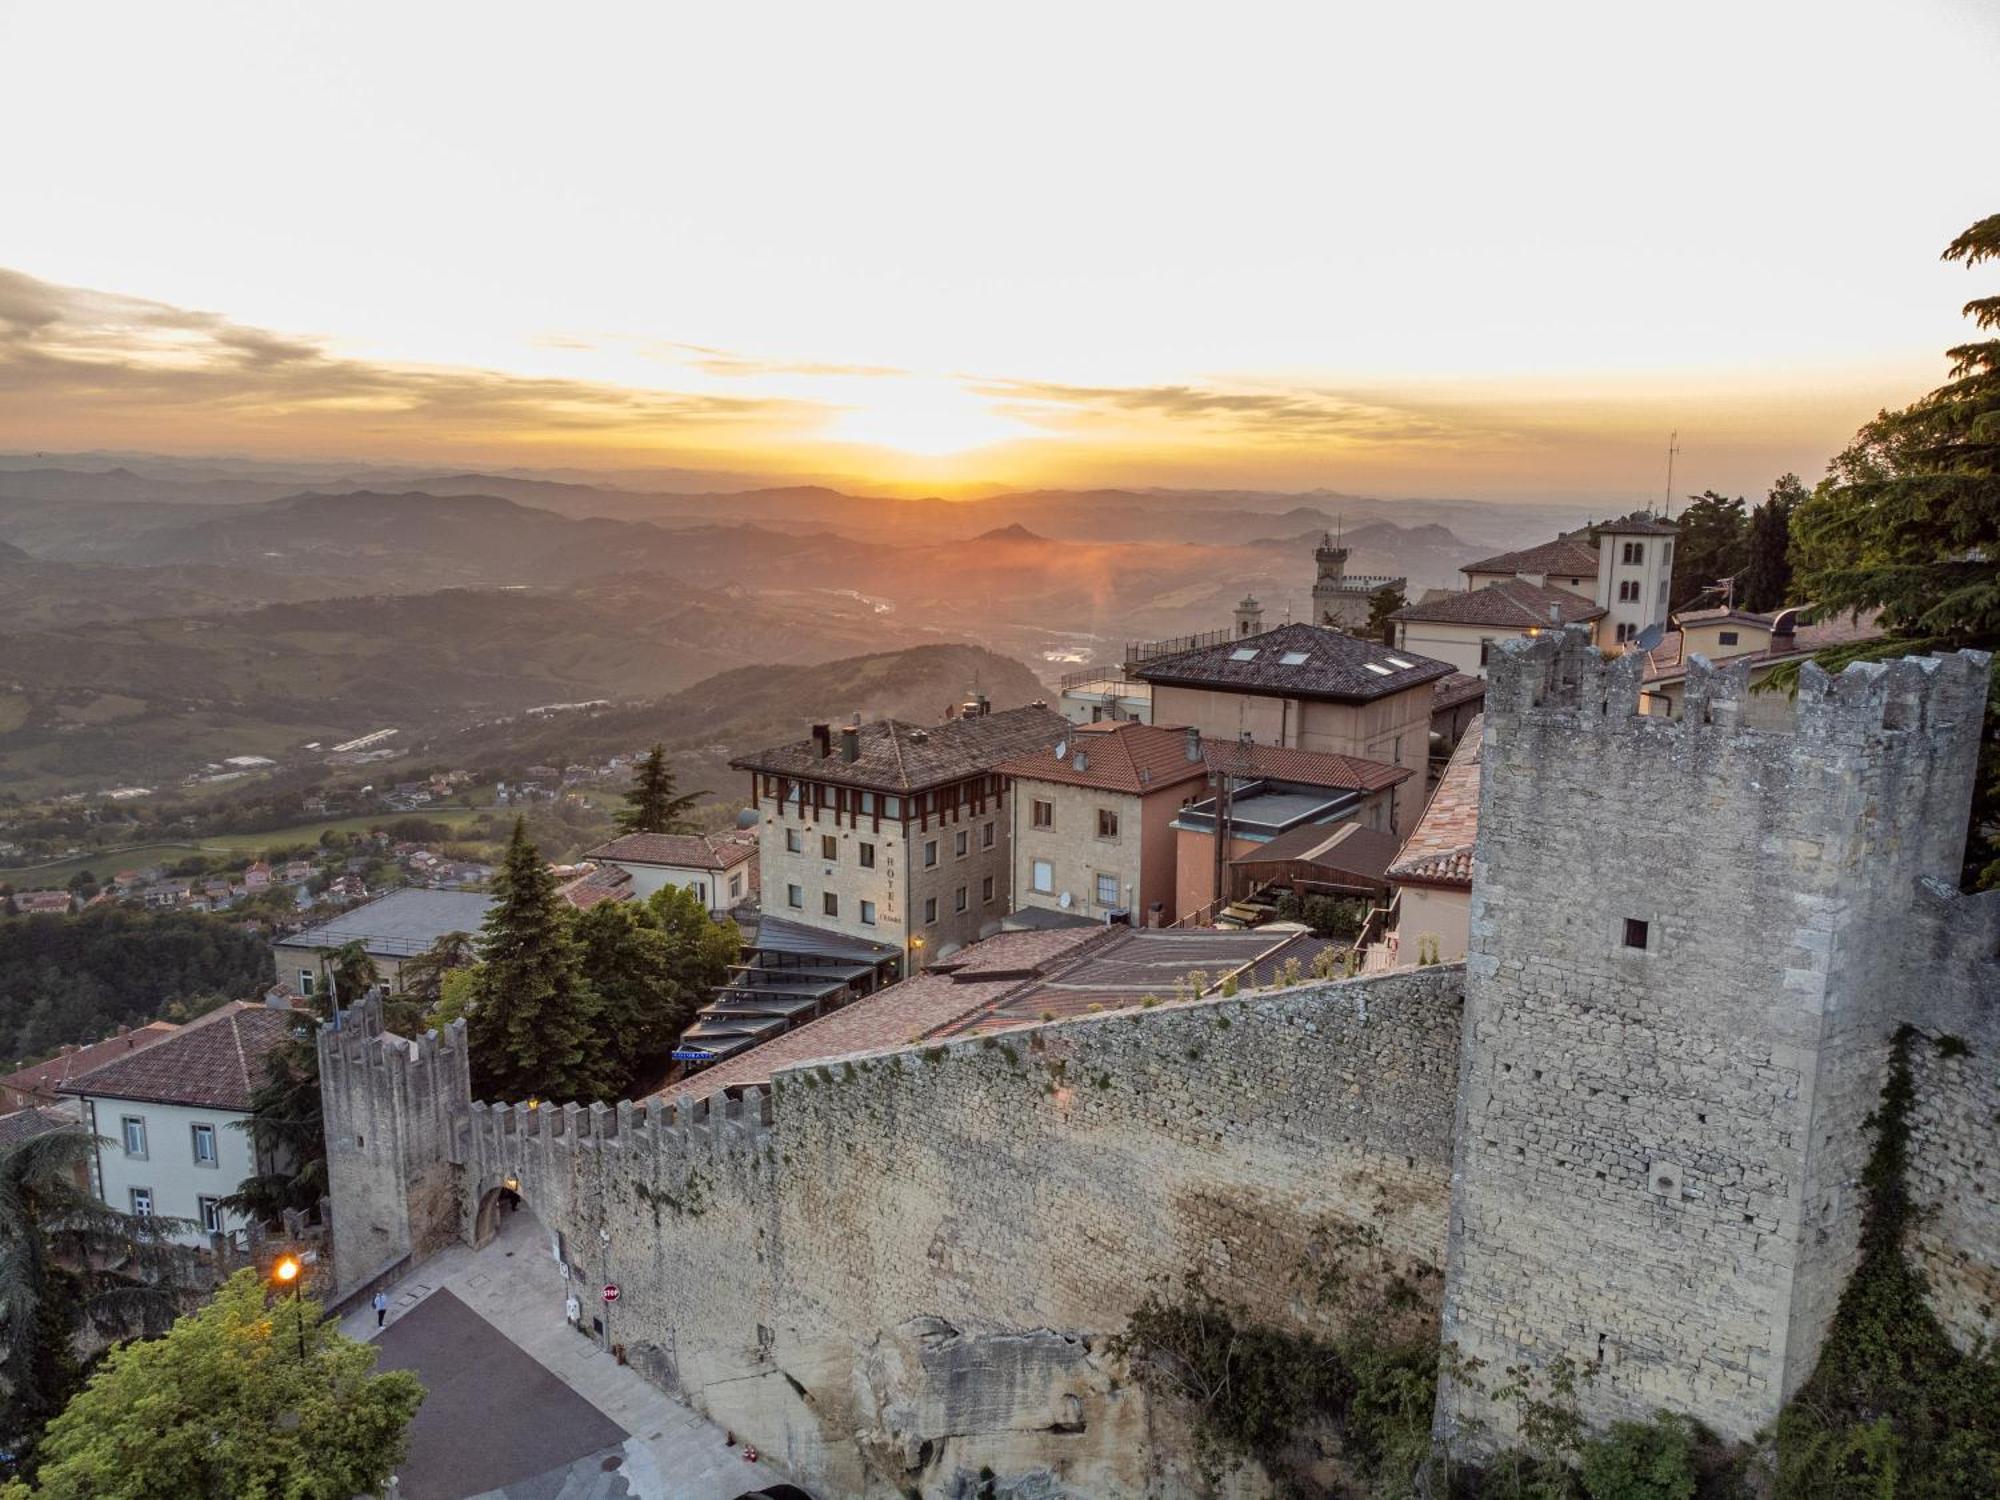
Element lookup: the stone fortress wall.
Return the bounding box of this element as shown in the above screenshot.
[1442,636,1996,1447]
[318,632,1999,1497]
[325,966,1466,1497]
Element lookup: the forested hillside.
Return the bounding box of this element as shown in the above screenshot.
[0,907,274,1067]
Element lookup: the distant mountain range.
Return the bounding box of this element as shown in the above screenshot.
[0,454,1593,798]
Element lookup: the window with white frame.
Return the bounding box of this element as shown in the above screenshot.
[191,1122,218,1167]
[1031,859,1054,894]
[299,970,315,997]
[860,899,877,926]
[786,883,804,908]
[198,1196,223,1234]
[129,1187,153,1217]
[858,842,876,869]
[786,828,803,854]
[121,1116,147,1158]
[1095,873,1120,907]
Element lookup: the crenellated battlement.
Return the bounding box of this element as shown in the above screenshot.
[1487,624,1989,747]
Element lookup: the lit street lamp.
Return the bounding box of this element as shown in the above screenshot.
[272,1255,306,1362]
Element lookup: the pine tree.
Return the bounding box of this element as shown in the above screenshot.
[1668,491,1749,609]
[1792,213,2000,640]
[616,745,704,835]
[1366,584,1408,645]
[1739,473,1805,613]
[465,820,608,1102]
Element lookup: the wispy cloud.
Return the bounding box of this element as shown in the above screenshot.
[0,269,825,441]
[968,375,1469,446]
[646,340,908,380]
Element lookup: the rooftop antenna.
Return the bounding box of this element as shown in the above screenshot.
[1662,430,1679,518]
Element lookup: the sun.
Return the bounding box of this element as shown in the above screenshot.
[830,379,1033,456]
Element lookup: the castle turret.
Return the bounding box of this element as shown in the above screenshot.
[1312,530,1404,632]
[1233,594,1264,638]
[1438,629,1993,1450]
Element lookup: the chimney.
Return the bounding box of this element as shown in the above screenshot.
[975,692,991,717]
[1548,603,1561,625]
[840,724,860,762]
[1184,726,1202,763]
[810,723,832,759]
[1073,750,1089,772]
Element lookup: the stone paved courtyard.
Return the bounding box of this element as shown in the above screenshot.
[343,1207,789,1500]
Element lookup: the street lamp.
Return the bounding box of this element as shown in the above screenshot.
[272,1255,305,1362]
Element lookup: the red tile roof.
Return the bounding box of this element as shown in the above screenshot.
[60,1003,303,1112]
[1201,740,1411,793]
[1389,716,1482,889]
[559,864,634,911]
[998,721,1210,795]
[1462,537,1601,579]
[585,830,758,871]
[1392,577,1605,629]
[1,1023,180,1111]
[1432,673,1486,713]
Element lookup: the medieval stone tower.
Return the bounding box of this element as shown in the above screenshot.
[1439,630,1994,1447]
[1312,531,1405,633]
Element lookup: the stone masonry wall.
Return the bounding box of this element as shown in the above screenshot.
[1440,634,1991,1450]
[328,964,1464,1498]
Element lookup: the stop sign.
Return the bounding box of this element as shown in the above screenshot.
[602,1283,620,1303]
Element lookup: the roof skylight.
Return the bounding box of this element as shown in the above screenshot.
[1230,648,1259,661]
[1278,651,1311,665]
[1385,656,1415,669]
[1363,662,1393,676]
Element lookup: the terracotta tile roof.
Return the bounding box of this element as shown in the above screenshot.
[1230,821,1403,885]
[1432,672,1486,712]
[1388,715,1482,889]
[1134,623,1453,703]
[731,705,1068,793]
[0,1105,80,1148]
[1461,537,1601,578]
[60,1003,303,1112]
[1595,511,1679,536]
[679,926,1104,1096]
[1673,607,1776,628]
[559,864,634,910]
[1392,577,1605,629]
[998,721,1210,795]
[1,1023,180,1110]
[585,831,757,870]
[1201,740,1411,794]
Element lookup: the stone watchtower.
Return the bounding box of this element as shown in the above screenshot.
[1439,631,1992,1448]
[1312,534,1355,628]
[1234,594,1264,638]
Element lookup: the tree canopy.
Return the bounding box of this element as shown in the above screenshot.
[1792,213,2000,639]
[1739,474,1806,613]
[1668,491,1749,610]
[0,1128,205,1472]
[1365,584,1407,645]
[616,744,704,835]
[4,1269,424,1500]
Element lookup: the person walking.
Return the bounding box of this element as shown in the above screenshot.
[373,1290,390,1329]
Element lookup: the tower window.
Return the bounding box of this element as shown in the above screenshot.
[1622,918,1650,950]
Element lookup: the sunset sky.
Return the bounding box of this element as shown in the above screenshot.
[3,0,1995,501]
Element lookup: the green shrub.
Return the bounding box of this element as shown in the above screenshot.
[1578,1414,1699,1500]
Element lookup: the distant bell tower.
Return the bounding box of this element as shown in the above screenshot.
[1313,533,1350,627]
[1234,595,1264,638]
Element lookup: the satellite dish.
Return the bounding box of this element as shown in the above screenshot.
[734,807,760,830]
[1054,739,1068,760]
[1058,890,1073,909]
[1634,622,1666,652]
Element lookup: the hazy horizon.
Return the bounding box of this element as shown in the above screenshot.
[4,1,1996,504]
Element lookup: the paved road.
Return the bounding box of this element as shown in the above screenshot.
[372,1289,628,1500]
[348,1208,780,1500]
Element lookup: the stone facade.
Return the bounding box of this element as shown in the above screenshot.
[1440,631,1995,1448]
[323,967,1466,1497]
[321,630,1999,1493]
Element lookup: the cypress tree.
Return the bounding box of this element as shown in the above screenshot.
[1738,473,1804,613]
[466,820,607,1102]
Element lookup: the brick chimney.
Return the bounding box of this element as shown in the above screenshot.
[810,723,832,758]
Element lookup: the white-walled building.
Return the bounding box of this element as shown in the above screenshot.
[583,830,758,910]
[61,1002,302,1247]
